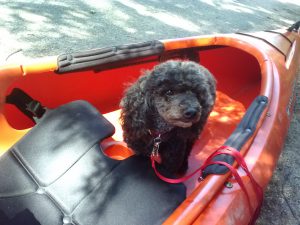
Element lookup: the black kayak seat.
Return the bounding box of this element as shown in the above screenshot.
[0,100,186,225]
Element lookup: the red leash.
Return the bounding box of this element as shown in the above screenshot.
[151,145,263,224]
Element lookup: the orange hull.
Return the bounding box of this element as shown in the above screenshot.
[0,23,299,225]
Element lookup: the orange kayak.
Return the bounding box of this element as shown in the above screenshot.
[0,21,299,225]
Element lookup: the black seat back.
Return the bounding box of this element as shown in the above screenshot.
[0,101,185,225]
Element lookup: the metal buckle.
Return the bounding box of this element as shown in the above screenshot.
[26,100,45,118]
[152,134,161,156]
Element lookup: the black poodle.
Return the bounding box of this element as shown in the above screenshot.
[120,60,216,174]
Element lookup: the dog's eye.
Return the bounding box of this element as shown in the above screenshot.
[165,90,173,96]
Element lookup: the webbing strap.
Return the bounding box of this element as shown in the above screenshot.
[5,88,46,122]
[150,146,224,184]
[151,158,202,184]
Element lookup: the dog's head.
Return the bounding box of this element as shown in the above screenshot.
[144,60,216,128]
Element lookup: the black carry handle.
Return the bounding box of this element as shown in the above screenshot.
[288,20,300,32]
[56,41,164,73]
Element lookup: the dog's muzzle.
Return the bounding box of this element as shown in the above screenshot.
[183,108,199,120]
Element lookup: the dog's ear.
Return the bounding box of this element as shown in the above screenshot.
[200,67,217,111]
[120,74,153,132]
[120,75,149,109]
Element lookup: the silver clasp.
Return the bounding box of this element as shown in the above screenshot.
[152,134,162,157]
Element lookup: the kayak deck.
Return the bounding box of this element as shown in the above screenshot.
[1,44,261,196]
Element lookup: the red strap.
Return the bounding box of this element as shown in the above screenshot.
[204,160,252,212]
[206,146,263,203]
[150,145,226,183]
[151,145,263,224]
[219,146,263,225]
[150,146,240,183]
[218,147,263,199]
[151,157,204,183]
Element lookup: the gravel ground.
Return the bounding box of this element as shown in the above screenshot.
[0,1,299,224]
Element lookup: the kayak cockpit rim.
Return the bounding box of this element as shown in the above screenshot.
[2,30,295,225]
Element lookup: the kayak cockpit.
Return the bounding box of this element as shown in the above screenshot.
[1,39,267,190]
[0,34,276,225]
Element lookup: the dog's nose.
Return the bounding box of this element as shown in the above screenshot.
[183,109,197,119]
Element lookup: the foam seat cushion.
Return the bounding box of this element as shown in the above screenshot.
[0,100,185,225]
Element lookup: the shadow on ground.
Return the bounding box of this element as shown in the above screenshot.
[1,0,300,58]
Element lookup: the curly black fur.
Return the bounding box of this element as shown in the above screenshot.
[120,60,216,174]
